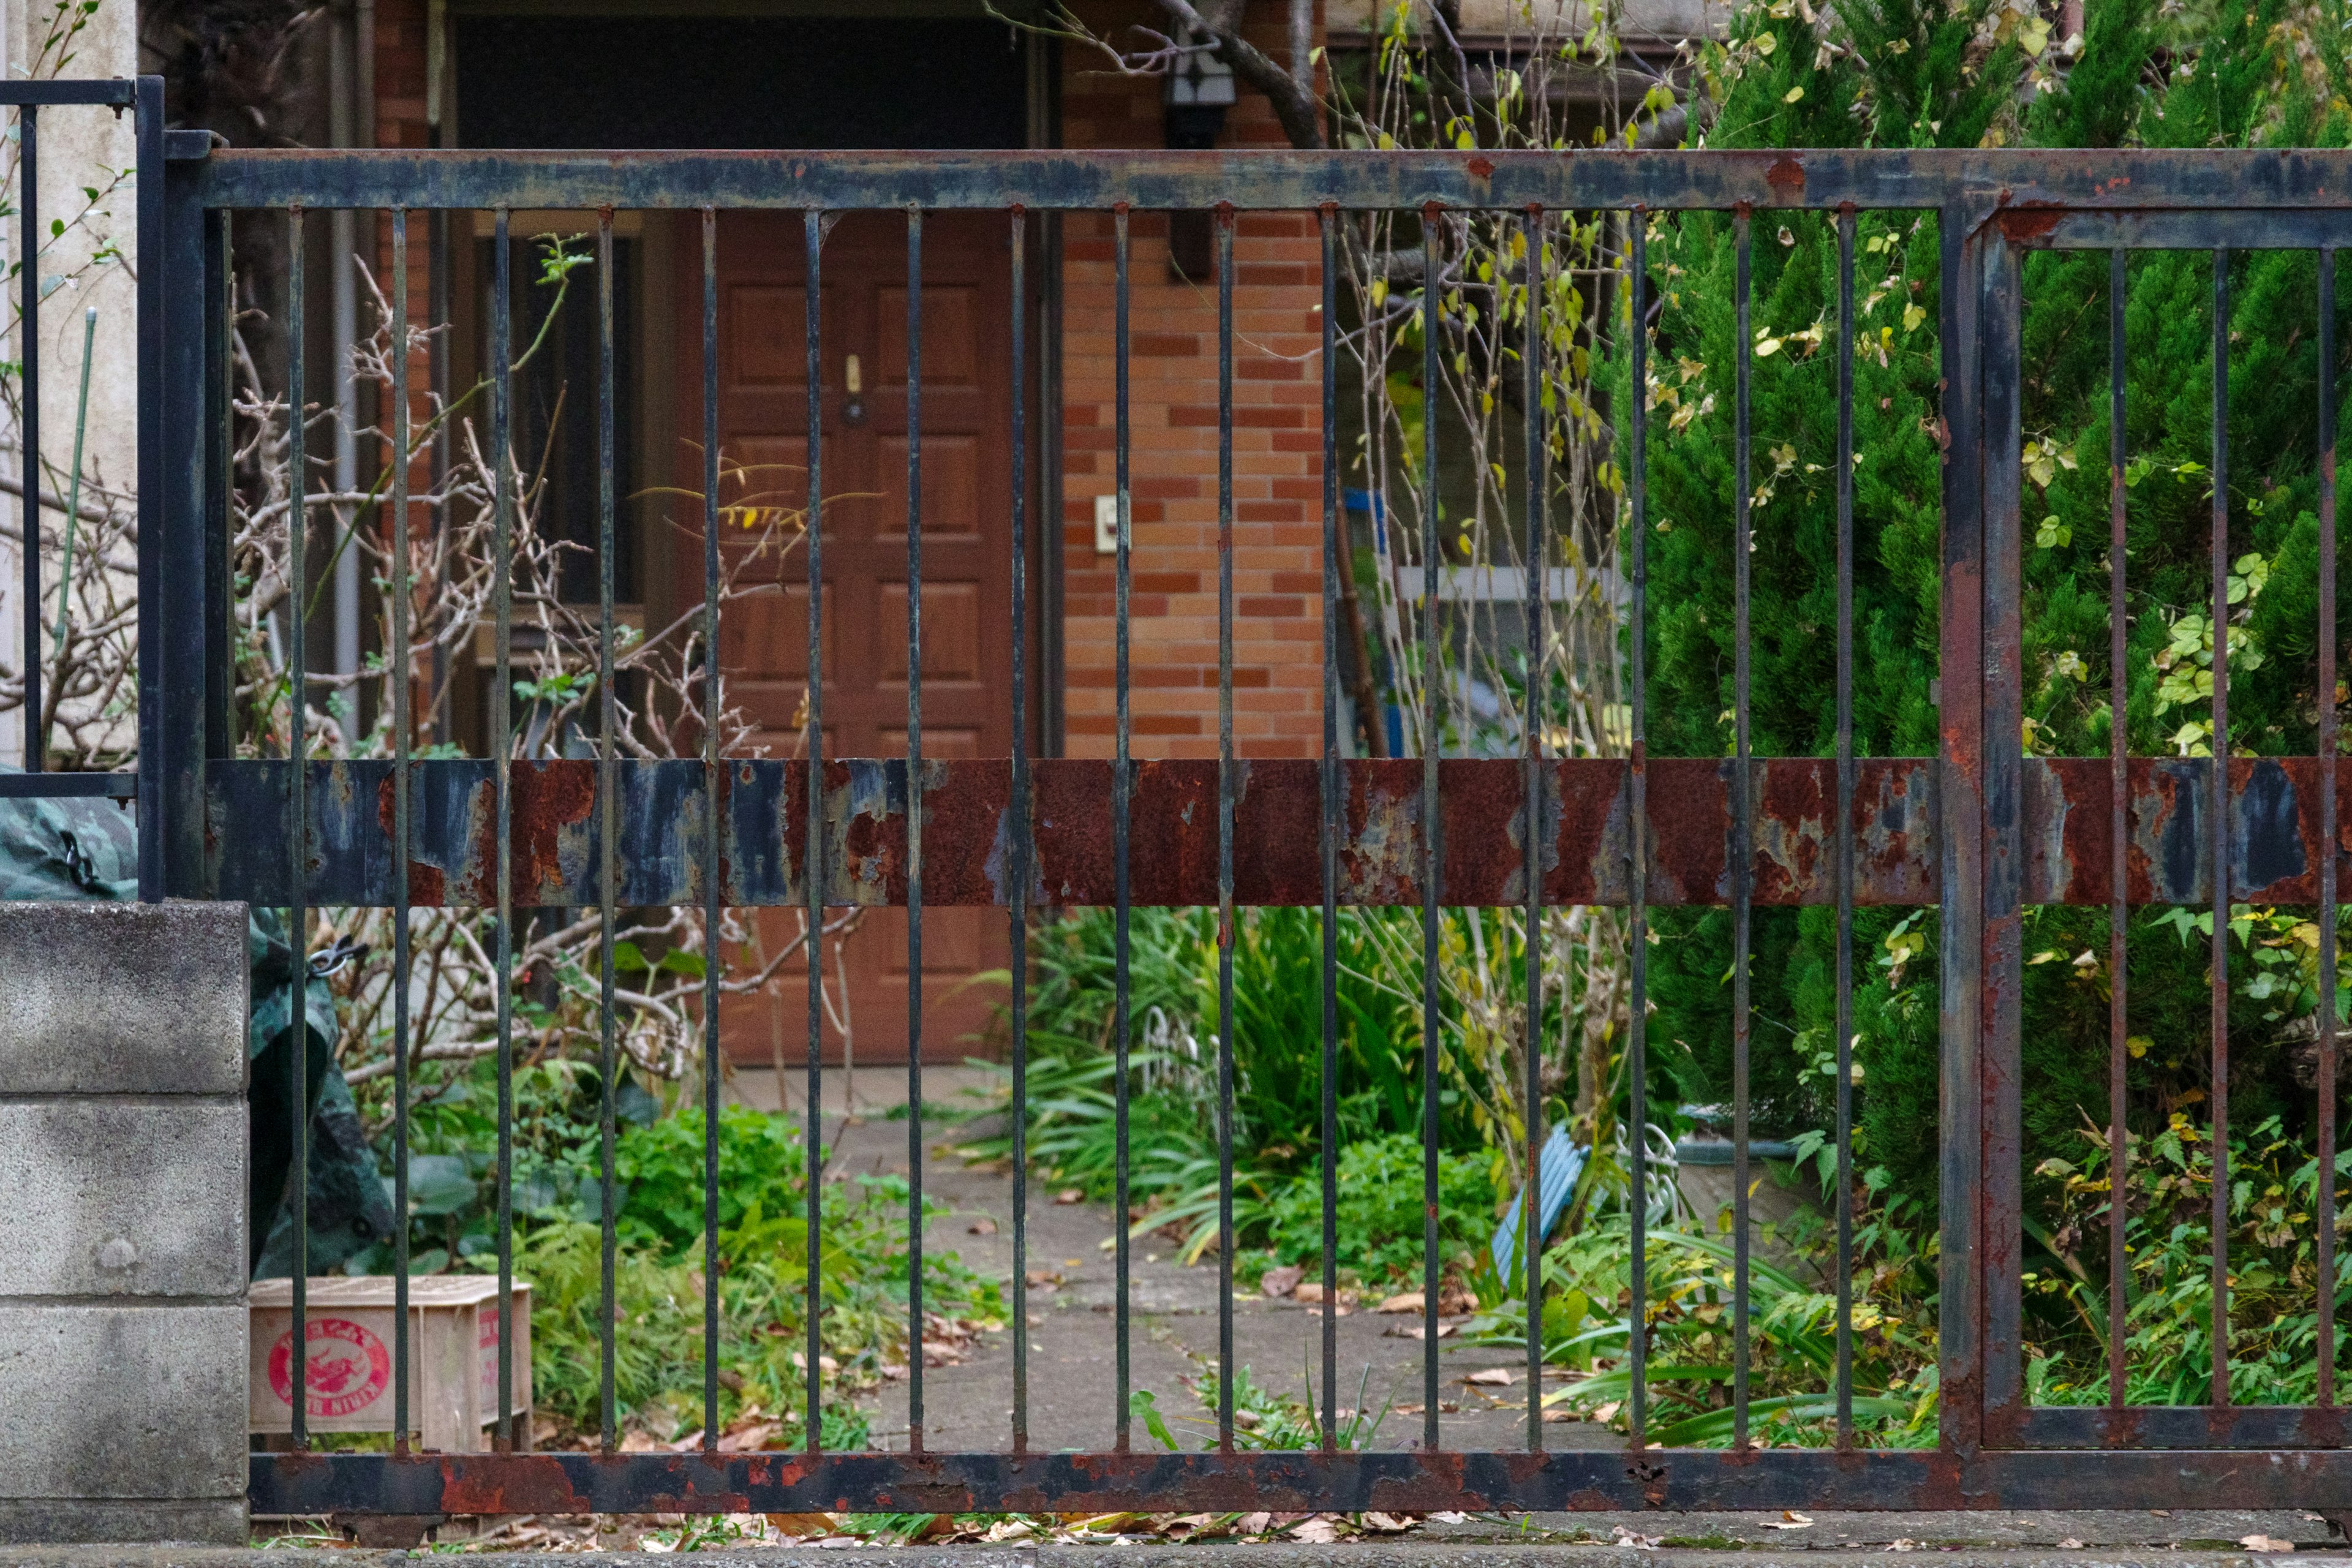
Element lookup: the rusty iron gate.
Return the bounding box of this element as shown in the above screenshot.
[24,101,2352,1512]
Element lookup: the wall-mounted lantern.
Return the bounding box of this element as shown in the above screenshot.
[1165,32,1234,282]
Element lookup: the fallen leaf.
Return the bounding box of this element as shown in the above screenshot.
[1464,1366,1514,1385]
[1887,1539,1918,1553]
[1376,1291,1425,1313]
[2056,1540,2085,1550]
[1762,1510,1814,1530]
[1289,1517,1342,1543]
[1613,1526,1662,1550]
[1259,1264,1304,1297]
[1430,1512,1469,1524]
[1239,1511,1273,1534]
[1362,1512,1417,1532]
[717,1422,780,1452]
[968,1216,998,1235]
[766,1513,838,1538]
[2241,1536,2296,1553]
[878,1363,908,1381]
[1386,1320,1458,1340]
[1054,1187,1085,1204]
[619,1429,663,1453]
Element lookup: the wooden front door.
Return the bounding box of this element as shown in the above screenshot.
[680,211,1017,1066]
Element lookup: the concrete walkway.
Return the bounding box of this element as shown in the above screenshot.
[731,1067,1610,1453]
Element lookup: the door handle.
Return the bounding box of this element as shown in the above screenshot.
[842,352,866,426]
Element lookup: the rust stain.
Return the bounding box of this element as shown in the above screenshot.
[1765,156,1805,192]
[1465,154,1496,180]
[1342,763,1421,903]
[1995,204,2064,243]
[510,761,599,902]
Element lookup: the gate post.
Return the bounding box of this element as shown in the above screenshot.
[1937,200,2029,1459]
[1977,218,2028,1447]
[1936,200,1989,1459]
[151,116,212,900]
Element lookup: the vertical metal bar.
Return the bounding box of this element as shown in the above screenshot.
[2209,246,2232,1409]
[1317,202,1341,1453]
[1420,203,1444,1454]
[707,208,727,1455]
[597,206,620,1453]
[18,102,36,770]
[2107,246,2130,1415]
[287,203,309,1450]
[1009,205,1032,1458]
[2320,246,2339,1409]
[390,208,413,1457]
[1215,203,1237,1453]
[1834,204,1857,1447]
[428,205,451,745]
[1731,205,1754,1452]
[203,208,234,764]
[905,203,927,1454]
[491,206,515,1454]
[1520,206,1547,1452]
[1978,222,2027,1441]
[1626,209,1651,1450]
[1112,204,1134,1453]
[1936,204,1990,1461]
[150,87,197,899]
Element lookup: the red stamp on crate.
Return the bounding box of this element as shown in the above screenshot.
[268,1317,391,1419]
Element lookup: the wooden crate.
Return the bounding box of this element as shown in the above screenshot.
[249,1276,533,1453]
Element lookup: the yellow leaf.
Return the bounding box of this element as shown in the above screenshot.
[1784,85,1805,102]
[1902,303,1926,332]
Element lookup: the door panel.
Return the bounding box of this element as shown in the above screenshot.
[681,210,1015,1066]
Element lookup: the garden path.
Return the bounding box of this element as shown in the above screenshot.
[737,1068,1617,1455]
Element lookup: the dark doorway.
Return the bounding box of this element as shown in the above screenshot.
[453,16,1029,150]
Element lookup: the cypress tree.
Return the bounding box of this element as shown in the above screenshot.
[1623,0,2352,1229]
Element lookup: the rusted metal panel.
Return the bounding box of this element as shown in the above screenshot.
[2021,756,2345,905]
[2019,1404,2352,1450]
[195,146,2352,217]
[207,755,2350,910]
[208,755,1950,909]
[248,1447,2352,1517]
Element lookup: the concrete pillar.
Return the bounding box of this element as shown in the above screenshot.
[0,902,249,1545]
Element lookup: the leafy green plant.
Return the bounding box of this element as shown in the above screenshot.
[2032,1109,2352,1406]
[1264,1131,1496,1286]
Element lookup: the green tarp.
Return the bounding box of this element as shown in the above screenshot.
[1,773,395,1276]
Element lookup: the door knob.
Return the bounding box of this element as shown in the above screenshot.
[843,353,866,426]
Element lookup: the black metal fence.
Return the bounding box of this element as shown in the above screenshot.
[16,76,2352,1510]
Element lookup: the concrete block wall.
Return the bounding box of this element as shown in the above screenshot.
[0,902,249,1545]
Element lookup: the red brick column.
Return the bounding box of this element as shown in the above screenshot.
[1058,1,1329,761]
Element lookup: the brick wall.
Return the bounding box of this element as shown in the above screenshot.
[1059,1,1328,760]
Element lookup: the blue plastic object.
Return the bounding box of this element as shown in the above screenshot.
[1490,1121,1587,1278]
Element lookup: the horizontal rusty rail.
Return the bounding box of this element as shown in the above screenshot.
[206,753,2340,910]
[189,143,2352,215]
[248,1447,2352,1517]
